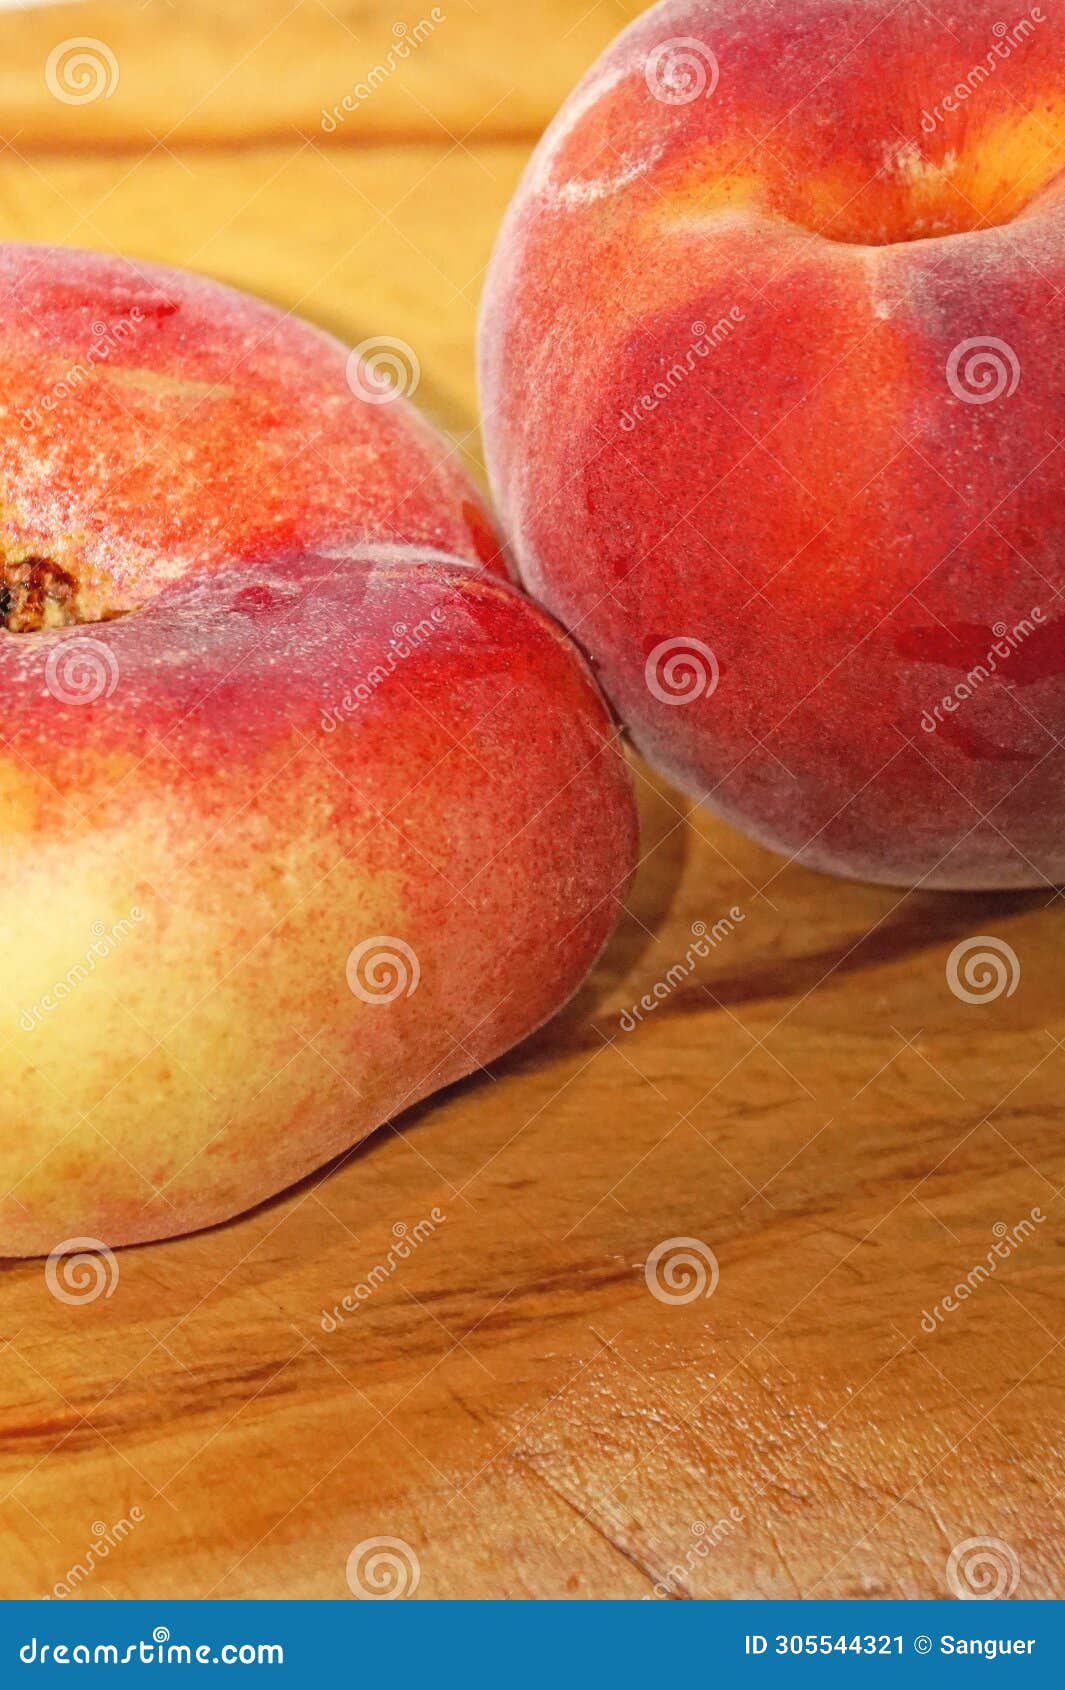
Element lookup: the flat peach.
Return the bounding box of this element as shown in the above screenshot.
[0,246,637,1255]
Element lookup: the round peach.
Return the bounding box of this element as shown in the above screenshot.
[480,0,1065,888]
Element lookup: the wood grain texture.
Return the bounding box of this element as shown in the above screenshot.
[0,0,1063,1603]
[0,0,644,146]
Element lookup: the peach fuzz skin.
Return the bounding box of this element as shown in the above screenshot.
[0,245,638,1257]
[480,0,1065,889]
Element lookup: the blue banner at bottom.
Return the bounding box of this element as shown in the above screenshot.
[2,1600,1062,1683]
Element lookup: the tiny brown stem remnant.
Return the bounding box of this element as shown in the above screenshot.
[0,556,79,632]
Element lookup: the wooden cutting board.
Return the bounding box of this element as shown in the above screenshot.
[1,0,1062,1602]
